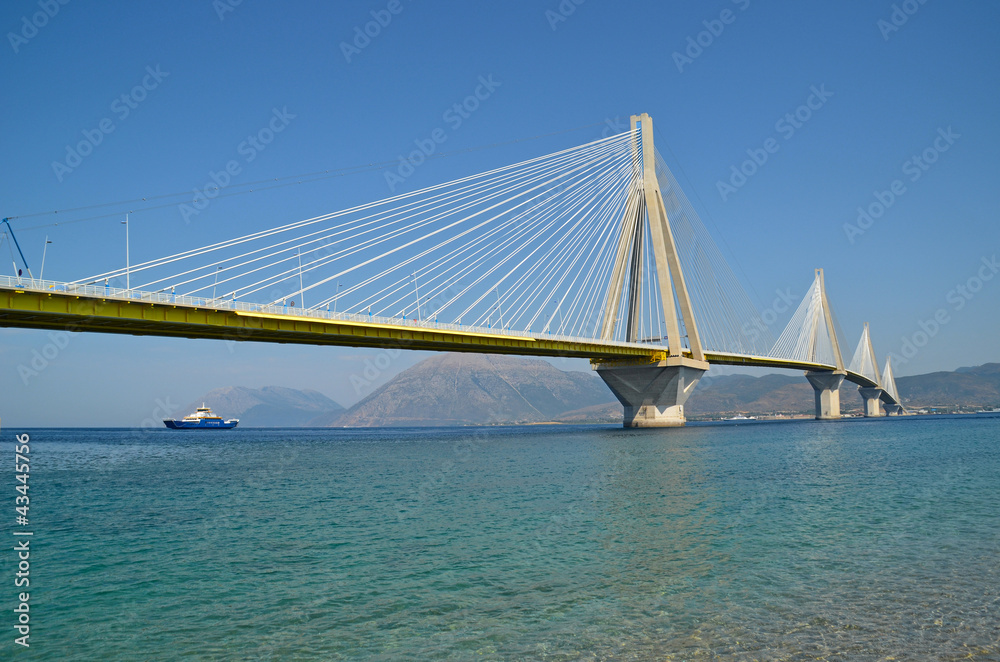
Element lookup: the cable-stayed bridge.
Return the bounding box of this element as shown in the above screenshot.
[0,114,904,426]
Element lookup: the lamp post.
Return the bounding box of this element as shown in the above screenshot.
[546,298,560,334]
[121,214,130,290]
[212,266,221,300]
[296,249,306,309]
[333,280,341,313]
[413,272,422,321]
[39,236,52,281]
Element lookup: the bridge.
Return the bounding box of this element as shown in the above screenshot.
[0,114,904,426]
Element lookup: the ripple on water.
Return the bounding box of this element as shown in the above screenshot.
[3,419,998,660]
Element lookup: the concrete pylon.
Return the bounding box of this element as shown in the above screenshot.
[879,355,905,414]
[852,323,884,417]
[858,387,884,417]
[596,114,708,427]
[599,357,705,427]
[804,269,847,420]
[806,371,845,420]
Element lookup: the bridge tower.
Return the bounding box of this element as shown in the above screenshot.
[880,355,905,415]
[803,268,847,420]
[595,114,709,427]
[850,322,885,417]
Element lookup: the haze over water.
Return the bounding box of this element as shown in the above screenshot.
[5,416,999,660]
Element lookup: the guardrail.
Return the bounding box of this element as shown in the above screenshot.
[1,275,886,389]
[0,275,665,353]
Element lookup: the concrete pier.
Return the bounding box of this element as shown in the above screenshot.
[597,357,709,427]
[806,371,845,420]
[858,387,885,417]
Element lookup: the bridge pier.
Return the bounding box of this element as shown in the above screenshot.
[806,371,845,420]
[883,403,903,416]
[858,387,885,417]
[597,357,709,427]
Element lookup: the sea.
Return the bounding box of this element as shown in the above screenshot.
[3,415,999,660]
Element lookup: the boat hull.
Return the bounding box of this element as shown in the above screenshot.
[163,419,238,429]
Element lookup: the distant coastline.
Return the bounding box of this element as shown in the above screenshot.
[170,357,1000,428]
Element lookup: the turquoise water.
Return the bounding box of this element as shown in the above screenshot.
[3,416,999,660]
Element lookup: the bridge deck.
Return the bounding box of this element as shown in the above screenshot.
[0,280,889,398]
[0,281,654,360]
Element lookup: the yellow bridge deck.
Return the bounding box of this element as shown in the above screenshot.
[0,282,872,386]
[0,284,655,360]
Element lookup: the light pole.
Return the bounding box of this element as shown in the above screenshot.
[296,249,306,309]
[495,287,504,329]
[212,266,221,300]
[121,214,130,290]
[413,272,422,321]
[333,280,341,313]
[546,298,560,334]
[39,236,52,281]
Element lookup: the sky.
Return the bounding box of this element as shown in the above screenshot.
[1,0,998,426]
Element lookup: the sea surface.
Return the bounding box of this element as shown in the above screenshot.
[3,415,999,660]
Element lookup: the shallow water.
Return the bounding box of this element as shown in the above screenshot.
[3,415,999,660]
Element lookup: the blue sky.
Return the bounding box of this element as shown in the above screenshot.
[1,1,998,426]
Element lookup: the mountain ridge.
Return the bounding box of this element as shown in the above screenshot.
[187,359,1000,427]
[182,385,344,427]
[332,353,613,427]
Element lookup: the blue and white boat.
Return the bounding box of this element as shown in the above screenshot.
[163,404,239,429]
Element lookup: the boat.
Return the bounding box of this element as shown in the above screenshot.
[163,404,239,429]
[728,414,757,421]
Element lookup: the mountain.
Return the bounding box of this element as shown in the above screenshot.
[686,363,1000,415]
[553,402,623,424]
[183,361,1000,429]
[896,363,1000,406]
[332,356,1000,427]
[331,353,615,427]
[183,386,344,427]
[549,374,823,421]
[686,374,814,416]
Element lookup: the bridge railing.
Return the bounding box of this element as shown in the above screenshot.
[0,275,666,352]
